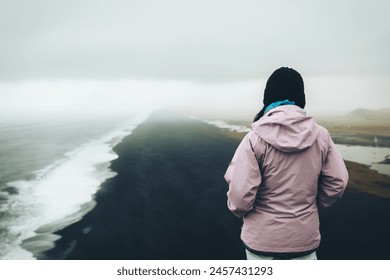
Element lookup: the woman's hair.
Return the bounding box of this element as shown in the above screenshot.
[253,67,305,122]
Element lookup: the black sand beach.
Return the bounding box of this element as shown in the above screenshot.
[43,112,245,259]
[42,112,390,260]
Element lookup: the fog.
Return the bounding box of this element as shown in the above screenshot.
[0,0,389,120]
[1,76,388,121]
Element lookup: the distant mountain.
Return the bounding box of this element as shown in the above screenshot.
[346,108,390,122]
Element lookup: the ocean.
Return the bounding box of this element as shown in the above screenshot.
[0,114,148,259]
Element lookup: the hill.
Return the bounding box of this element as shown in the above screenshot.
[315,108,390,145]
[346,108,390,122]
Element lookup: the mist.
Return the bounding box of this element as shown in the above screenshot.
[1,76,389,123]
[1,0,389,121]
[1,0,390,264]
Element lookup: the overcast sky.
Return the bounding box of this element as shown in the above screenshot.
[0,0,389,118]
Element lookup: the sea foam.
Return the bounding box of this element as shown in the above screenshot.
[203,120,251,133]
[1,114,149,259]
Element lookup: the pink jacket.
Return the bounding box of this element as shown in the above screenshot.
[225,105,348,253]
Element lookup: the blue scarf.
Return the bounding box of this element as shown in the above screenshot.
[264,99,295,114]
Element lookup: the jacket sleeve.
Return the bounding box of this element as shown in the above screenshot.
[224,132,262,218]
[317,134,349,208]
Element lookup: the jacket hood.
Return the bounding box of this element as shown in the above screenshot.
[251,105,319,153]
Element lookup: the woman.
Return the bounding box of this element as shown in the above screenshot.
[225,67,348,260]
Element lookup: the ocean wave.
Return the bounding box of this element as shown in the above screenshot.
[0,113,149,260]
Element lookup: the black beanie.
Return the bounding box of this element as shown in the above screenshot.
[254,67,305,122]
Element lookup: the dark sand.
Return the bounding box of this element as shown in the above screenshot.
[42,112,390,260]
[43,112,245,260]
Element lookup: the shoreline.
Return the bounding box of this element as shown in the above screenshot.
[40,113,390,260]
[41,113,245,260]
